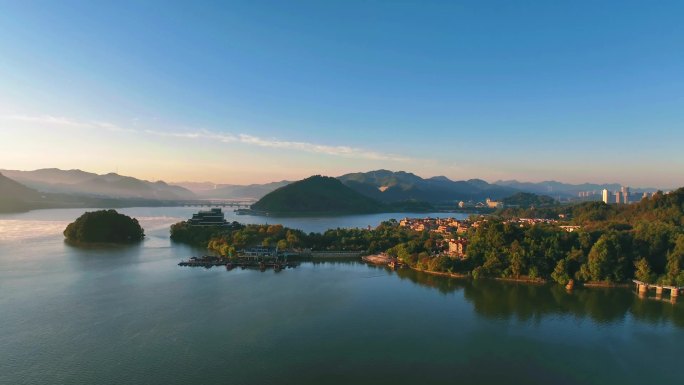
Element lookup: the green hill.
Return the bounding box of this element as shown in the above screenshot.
[502,192,557,208]
[251,175,383,214]
[0,172,46,212]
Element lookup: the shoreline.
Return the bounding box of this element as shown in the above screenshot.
[401,264,631,289]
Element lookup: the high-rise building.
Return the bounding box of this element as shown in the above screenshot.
[621,186,630,204]
[602,189,610,204]
[615,191,622,204]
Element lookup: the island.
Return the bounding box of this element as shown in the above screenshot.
[64,209,145,244]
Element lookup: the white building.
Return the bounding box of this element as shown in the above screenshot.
[602,189,610,204]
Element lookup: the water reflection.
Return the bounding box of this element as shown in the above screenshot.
[392,268,684,328]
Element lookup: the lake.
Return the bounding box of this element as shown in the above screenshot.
[1,207,682,385]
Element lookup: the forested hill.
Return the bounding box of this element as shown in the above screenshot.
[468,187,684,286]
[497,188,684,227]
[502,192,556,208]
[251,175,384,214]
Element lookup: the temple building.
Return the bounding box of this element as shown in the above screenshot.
[188,208,229,226]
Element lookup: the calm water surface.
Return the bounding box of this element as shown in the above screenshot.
[1,207,682,385]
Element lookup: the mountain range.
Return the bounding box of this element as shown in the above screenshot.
[1,168,666,213]
[1,168,195,200]
[338,170,518,203]
[493,180,658,197]
[176,180,291,200]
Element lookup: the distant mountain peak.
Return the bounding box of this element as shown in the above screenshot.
[427,175,452,182]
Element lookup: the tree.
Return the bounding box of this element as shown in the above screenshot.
[508,240,525,278]
[665,234,684,284]
[581,233,618,282]
[551,258,570,285]
[634,258,655,283]
[276,239,288,250]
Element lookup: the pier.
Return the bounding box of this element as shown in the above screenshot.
[633,280,683,300]
[178,255,298,271]
[310,250,363,258]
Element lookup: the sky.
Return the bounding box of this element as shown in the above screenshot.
[0,0,682,187]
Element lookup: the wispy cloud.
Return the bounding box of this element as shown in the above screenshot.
[143,129,238,143]
[237,134,408,161]
[4,114,136,132]
[1,114,410,162]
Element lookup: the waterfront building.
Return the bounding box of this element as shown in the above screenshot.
[485,198,503,209]
[188,208,229,226]
[448,238,468,257]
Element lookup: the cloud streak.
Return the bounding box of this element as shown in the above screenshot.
[1,114,410,162]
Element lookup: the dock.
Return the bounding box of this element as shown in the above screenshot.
[633,280,683,300]
[178,255,298,271]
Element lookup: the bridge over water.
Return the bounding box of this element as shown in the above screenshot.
[178,200,254,208]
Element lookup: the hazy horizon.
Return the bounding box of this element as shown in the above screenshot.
[1,1,683,186]
[0,165,675,190]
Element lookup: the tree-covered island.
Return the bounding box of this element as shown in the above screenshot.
[64,209,145,244]
[172,187,684,287]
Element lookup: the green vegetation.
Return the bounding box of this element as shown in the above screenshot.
[502,192,556,208]
[454,188,684,285]
[64,210,145,243]
[251,175,383,214]
[171,219,435,258]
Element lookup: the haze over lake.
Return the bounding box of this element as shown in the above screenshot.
[1,207,682,385]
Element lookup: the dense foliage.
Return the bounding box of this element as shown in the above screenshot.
[64,209,145,243]
[460,188,684,285]
[502,192,556,208]
[171,219,435,258]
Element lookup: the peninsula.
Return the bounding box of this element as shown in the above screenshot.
[173,187,684,290]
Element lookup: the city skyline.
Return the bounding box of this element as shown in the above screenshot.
[1,1,683,186]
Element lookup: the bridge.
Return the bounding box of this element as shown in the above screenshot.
[177,200,254,208]
[633,280,683,300]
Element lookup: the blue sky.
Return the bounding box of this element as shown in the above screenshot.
[0,0,682,186]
